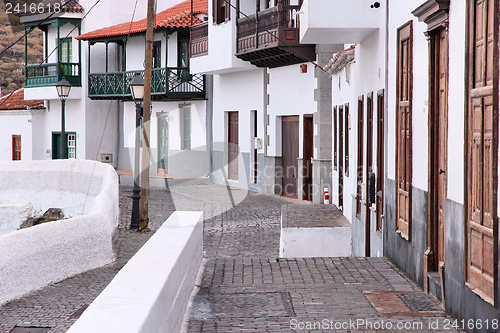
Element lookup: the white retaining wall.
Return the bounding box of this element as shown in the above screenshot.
[0,160,119,305]
[280,227,352,258]
[67,211,203,333]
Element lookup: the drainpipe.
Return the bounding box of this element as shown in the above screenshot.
[382,0,389,248]
[263,67,268,157]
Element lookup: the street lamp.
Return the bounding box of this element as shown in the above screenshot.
[129,73,144,229]
[56,77,71,159]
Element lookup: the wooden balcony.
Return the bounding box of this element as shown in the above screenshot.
[25,62,81,87]
[88,67,205,100]
[235,4,315,68]
[190,22,208,58]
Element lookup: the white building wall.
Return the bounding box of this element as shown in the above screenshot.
[267,65,316,159]
[190,0,255,74]
[121,100,208,177]
[387,0,429,191]
[331,65,356,221]
[41,99,86,160]
[167,32,178,67]
[446,0,466,204]
[212,69,265,187]
[0,113,33,161]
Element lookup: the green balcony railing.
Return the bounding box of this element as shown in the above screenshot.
[88,67,205,99]
[25,62,81,87]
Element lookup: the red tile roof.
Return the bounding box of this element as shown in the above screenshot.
[77,0,207,40]
[0,89,45,111]
[19,0,84,17]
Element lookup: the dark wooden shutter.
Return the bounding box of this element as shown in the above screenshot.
[376,90,385,232]
[465,0,498,304]
[356,96,364,219]
[395,21,413,240]
[334,106,338,170]
[12,135,21,160]
[345,103,350,177]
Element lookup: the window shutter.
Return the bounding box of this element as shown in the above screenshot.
[395,21,413,240]
[465,0,497,304]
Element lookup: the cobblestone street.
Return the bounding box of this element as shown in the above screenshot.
[0,183,463,332]
[184,187,464,333]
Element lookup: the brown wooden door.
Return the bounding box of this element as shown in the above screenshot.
[465,0,497,303]
[436,28,448,266]
[338,106,344,209]
[12,135,21,160]
[303,115,314,201]
[396,21,413,240]
[365,93,374,256]
[376,90,385,232]
[282,116,299,198]
[228,112,239,180]
[356,96,364,219]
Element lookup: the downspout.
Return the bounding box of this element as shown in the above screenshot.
[383,0,389,250]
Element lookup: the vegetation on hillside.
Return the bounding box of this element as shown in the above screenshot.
[0,2,42,94]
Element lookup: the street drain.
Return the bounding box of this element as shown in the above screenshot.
[9,327,50,333]
[215,291,295,318]
[397,293,442,312]
[192,291,295,319]
[69,304,89,319]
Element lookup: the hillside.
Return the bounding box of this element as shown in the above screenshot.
[0,2,43,95]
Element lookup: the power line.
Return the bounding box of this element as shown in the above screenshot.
[0,0,102,109]
[223,0,328,73]
[0,0,74,58]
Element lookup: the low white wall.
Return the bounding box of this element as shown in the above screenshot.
[67,211,203,333]
[0,160,119,305]
[280,227,352,258]
[0,202,32,233]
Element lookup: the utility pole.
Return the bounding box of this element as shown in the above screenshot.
[139,0,155,231]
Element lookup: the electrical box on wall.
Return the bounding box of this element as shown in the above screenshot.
[101,153,113,163]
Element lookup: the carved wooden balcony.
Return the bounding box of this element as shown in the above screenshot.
[235,4,315,68]
[190,22,208,58]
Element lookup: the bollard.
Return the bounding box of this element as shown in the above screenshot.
[324,187,329,204]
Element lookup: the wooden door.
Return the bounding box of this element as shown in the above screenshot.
[396,21,413,240]
[12,135,21,160]
[365,93,374,256]
[228,112,239,180]
[465,0,498,303]
[356,96,364,219]
[338,106,344,209]
[157,114,168,172]
[303,115,314,201]
[376,90,385,232]
[436,28,448,266]
[282,116,299,198]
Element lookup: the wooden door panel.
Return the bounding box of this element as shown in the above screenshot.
[228,112,239,180]
[376,91,384,232]
[282,116,299,198]
[465,0,497,303]
[339,106,344,208]
[303,115,314,201]
[356,96,364,219]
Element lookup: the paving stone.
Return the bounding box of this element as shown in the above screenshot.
[0,184,464,332]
